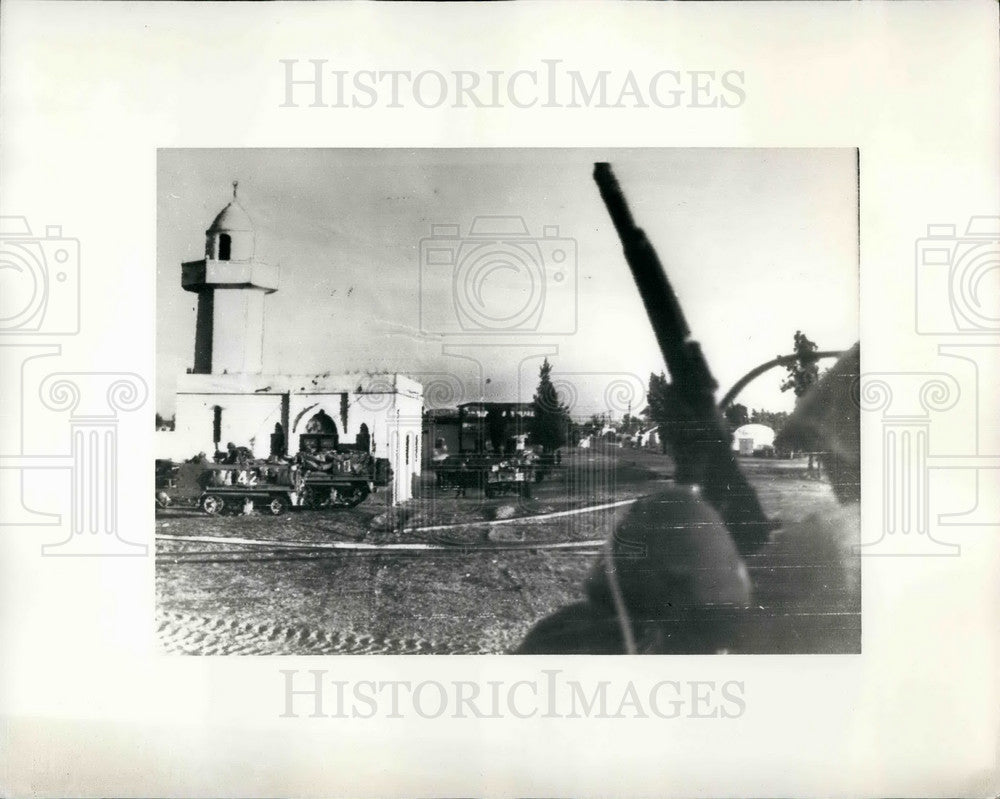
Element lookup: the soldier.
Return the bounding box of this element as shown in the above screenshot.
[223,441,254,466]
[516,344,860,655]
[777,342,860,505]
[516,483,750,654]
[757,343,861,652]
[455,457,470,498]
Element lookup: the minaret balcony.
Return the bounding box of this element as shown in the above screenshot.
[181,258,279,293]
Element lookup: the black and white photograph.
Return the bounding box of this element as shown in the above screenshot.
[3,2,998,796]
[155,148,860,656]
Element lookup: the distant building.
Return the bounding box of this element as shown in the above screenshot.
[456,401,534,454]
[422,408,461,464]
[636,426,661,449]
[731,423,776,455]
[421,402,537,461]
[596,424,625,447]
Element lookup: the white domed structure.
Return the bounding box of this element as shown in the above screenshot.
[732,423,776,455]
[204,182,255,262]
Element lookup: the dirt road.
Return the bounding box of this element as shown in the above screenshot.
[156,449,858,654]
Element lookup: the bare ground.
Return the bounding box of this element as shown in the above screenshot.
[155,449,857,654]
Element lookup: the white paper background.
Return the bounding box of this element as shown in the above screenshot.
[1,1,998,796]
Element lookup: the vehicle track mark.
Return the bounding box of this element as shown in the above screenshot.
[155,610,497,655]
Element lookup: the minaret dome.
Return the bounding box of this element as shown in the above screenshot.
[205,181,255,261]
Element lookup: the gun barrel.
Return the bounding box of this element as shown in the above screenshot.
[593,161,774,554]
[593,162,639,240]
[594,162,702,384]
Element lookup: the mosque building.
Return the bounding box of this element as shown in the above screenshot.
[169,184,423,503]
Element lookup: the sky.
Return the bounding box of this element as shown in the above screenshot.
[156,148,858,420]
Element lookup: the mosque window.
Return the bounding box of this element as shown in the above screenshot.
[212,405,222,447]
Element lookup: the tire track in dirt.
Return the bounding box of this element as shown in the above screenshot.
[156,610,502,655]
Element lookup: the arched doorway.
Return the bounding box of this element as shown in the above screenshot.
[218,233,232,261]
[305,409,336,434]
[300,409,339,452]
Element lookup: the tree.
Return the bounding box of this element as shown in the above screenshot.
[723,402,749,432]
[779,330,822,470]
[780,330,821,398]
[529,358,571,452]
[643,371,671,454]
[620,413,644,436]
[749,408,789,436]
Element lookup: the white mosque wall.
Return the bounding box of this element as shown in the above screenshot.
[173,371,423,503]
[174,390,282,459]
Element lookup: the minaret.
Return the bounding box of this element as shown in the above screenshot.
[181,182,278,374]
